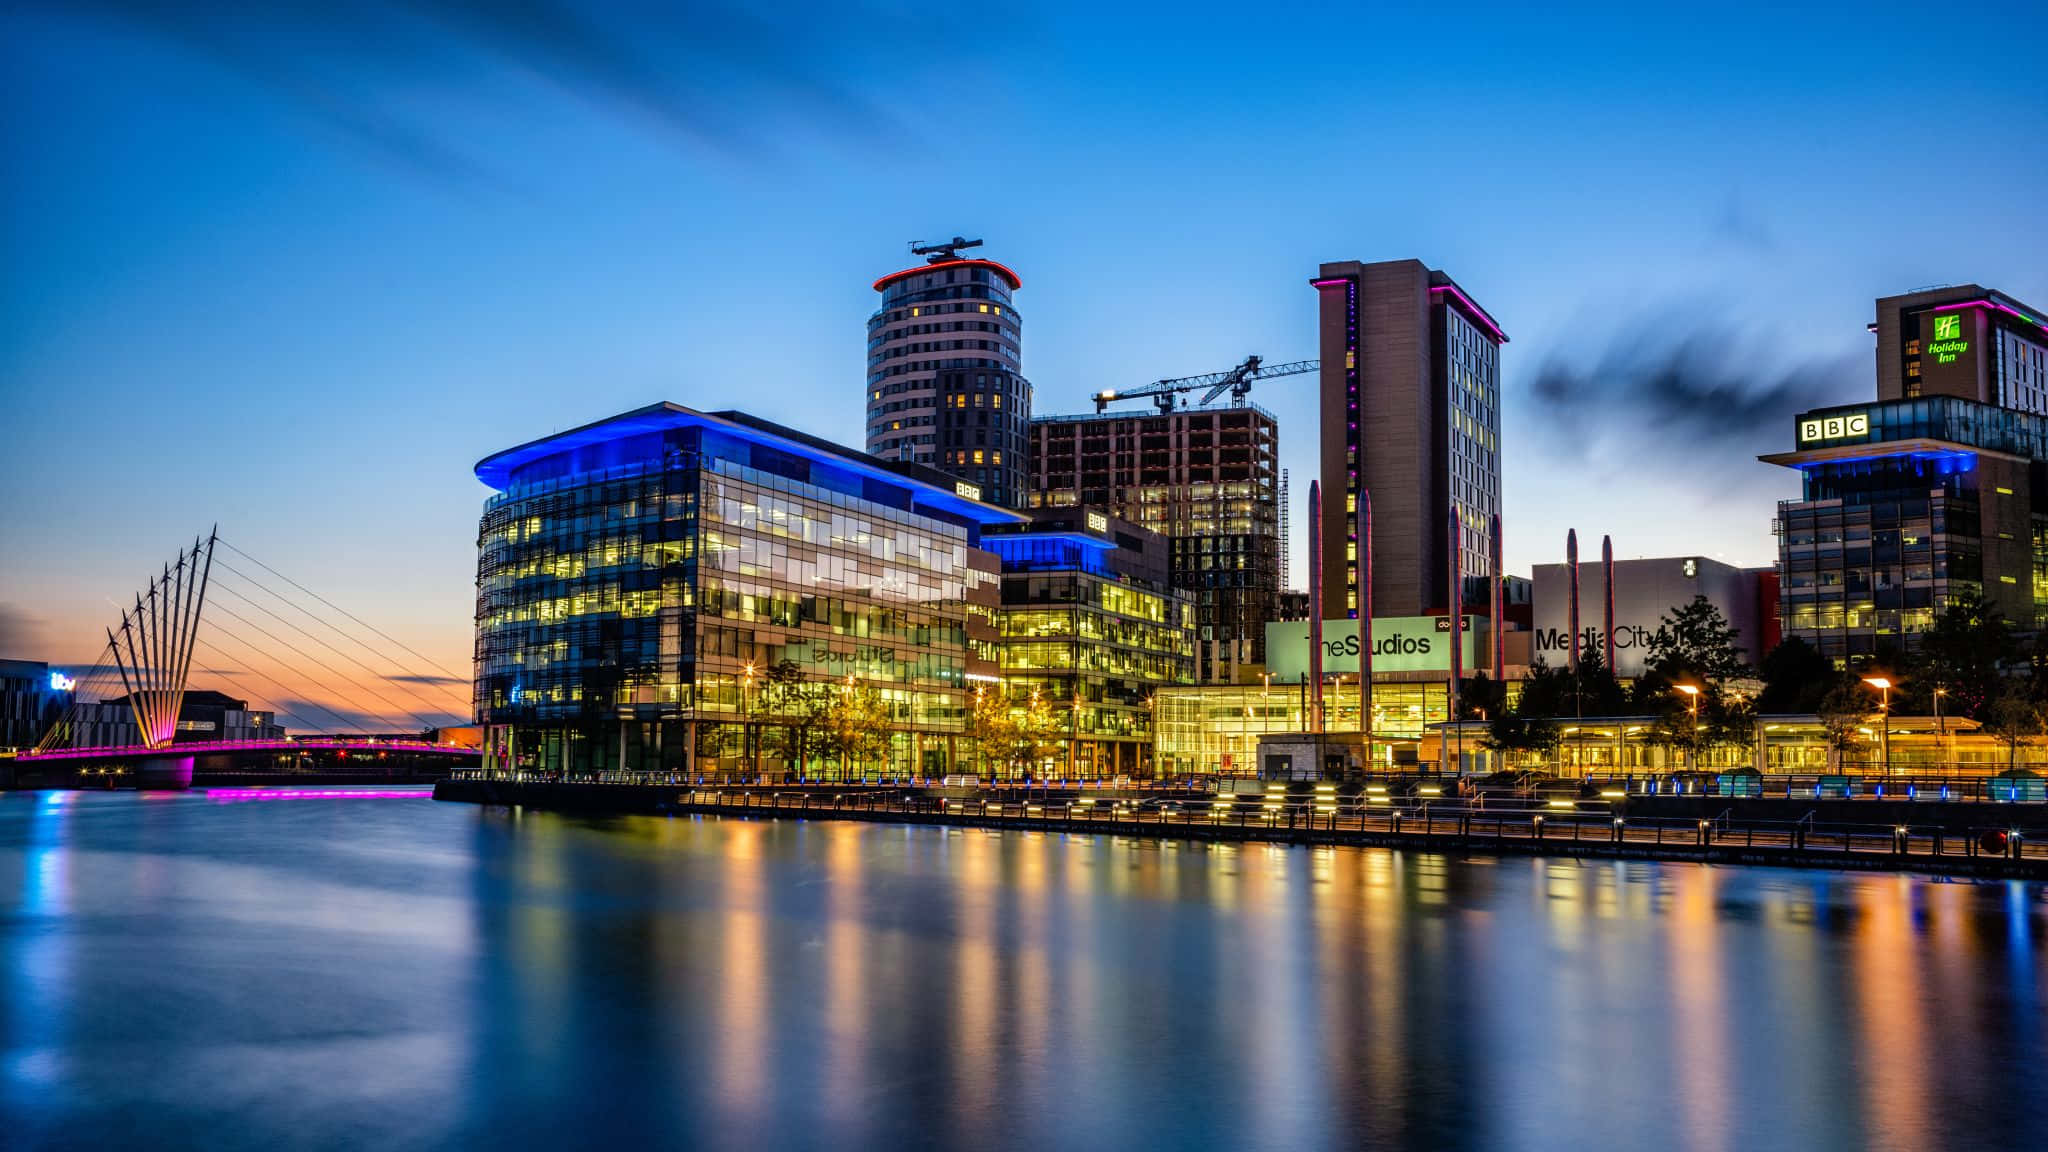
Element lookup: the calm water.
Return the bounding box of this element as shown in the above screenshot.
[2,790,2044,1152]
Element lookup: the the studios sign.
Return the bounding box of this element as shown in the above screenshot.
[1264,616,1480,681]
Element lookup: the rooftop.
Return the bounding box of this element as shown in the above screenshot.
[872,258,1022,293]
[473,402,1027,527]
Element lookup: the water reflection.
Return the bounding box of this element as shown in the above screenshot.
[0,792,2044,1152]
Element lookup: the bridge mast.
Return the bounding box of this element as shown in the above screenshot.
[104,532,216,749]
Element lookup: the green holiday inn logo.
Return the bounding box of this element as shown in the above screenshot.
[1927,310,1970,363]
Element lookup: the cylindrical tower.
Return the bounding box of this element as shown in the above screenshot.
[1567,529,1581,675]
[1602,535,1616,673]
[866,248,1027,508]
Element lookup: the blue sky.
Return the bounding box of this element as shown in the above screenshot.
[3,1,2044,721]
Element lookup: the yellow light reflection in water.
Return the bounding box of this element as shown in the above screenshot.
[948,828,999,1147]
[1854,875,1930,1150]
[823,823,867,1126]
[716,819,767,1118]
[1667,867,1730,1152]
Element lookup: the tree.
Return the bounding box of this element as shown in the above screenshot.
[1016,691,1065,776]
[1981,685,2044,773]
[1512,659,1572,719]
[1814,676,1872,770]
[819,680,893,777]
[965,687,1019,779]
[1565,648,1630,717]
[1916,590,2017,720]
[1643,594,1749,682]
[1756,637,1834,714]
[1457,674,1507,721]
[1485,711,1561,760]
[760,661,826,777]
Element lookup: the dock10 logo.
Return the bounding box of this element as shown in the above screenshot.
[1800,412,1869,443]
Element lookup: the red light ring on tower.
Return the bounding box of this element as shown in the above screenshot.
[872,259,1022,292]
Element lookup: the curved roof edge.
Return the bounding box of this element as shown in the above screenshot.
[872,258,1022,293]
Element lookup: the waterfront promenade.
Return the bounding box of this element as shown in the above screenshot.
[436,777,2048,880]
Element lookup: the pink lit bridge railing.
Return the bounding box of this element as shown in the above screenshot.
[17,738,481,764]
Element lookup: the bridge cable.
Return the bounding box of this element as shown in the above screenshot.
[202,601,452,731]
[191,634,374,735]
[207,577,469,723]
[184,645,349,735]
[210,557,470,712]
[216,539,471,683]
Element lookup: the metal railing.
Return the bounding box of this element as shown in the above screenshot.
[643,790,2045,867]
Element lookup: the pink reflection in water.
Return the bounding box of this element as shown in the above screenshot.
[205,789,435,803]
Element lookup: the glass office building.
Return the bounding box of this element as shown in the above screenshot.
[473,403,1020,777]
[981,510,1196,777]
[1151,682,1451,777]
[1764,394,2048,658]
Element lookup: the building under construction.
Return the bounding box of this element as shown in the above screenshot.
[1027,358,1298,683]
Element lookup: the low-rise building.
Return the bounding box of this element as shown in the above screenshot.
[981,508,1196,777]
[61,689,283,748]
[1529,555,1771,676]
[1,659,74,752]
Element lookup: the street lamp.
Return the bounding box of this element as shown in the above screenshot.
[1863,677,1892,778]
[1933,685,1948,771]
[741,662,758,780]
[1675,684,1701,771]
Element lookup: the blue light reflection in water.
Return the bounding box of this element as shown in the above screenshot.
[0,791,2043,1152]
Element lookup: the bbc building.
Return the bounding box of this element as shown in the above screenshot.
[1764,286,2048,659]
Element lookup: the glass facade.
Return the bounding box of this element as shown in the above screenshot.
[474,405,1018,778]
[1442,305,1501,588]
[1152,682,1451,777]
[990,548,1196,777]
[1773,395,2048,658]
[1027,406,1281,681]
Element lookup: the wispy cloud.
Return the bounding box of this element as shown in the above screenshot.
[387,673,466,687]
[1524,310,1862,481]
[23,0,1013,179]
[0,603,53,656]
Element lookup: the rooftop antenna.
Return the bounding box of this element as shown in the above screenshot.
[909,236,983,264]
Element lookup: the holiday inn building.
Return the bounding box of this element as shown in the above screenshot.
[1763,287,2048,659]
[472,402,1021,778]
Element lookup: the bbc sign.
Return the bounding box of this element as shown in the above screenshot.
[1799,412,1869,443]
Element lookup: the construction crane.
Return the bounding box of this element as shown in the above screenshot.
[1092,355,1319,414]
[909,236,983,263]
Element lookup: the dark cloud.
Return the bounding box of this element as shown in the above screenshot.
[24,0,1004,178]
[387,673,466,687]
[0,603,51,656]
[270,696,461,734]
[1525,318,1862,466]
